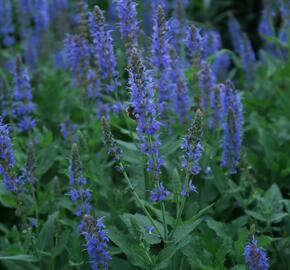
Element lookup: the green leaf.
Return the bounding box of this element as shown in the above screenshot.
[0,255,39,262]
[264,184,283,212]
[173,203,214,241]
[120,213,162,245]
[108,228,153,268]
[245,210,266,222]
[0,183,16,208]
[206,217,229,239]
[37,212,58,252]
[182,244,205,268]
[154,237,192,269]
[36,146,57,175]
[52,229,71,256]
[214,237,232,267]
[230,266,246,270]
[269,212,288,223]
[173,219,202,242]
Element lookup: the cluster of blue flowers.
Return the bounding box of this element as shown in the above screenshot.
[203,30,230,80]
[68,145,111,269]
[65,4,120,117]
[0,0,15,47]
[221,81,243,173]
[150,182,170,202]
[152,5,172,118]
[199,61,216,112]
[244,236,269,270]
[64,34,90,86]
[185,25,203,70]
[227,15,256,84]
[115,0,139,57]
[258,8,277,55]
[12,59,36,132]
[0,120,19,192]
[68,144,91,217]
[169,0,187,52]
[169,46,191,123]
[59,119,78,141]
[181,109,203,176]
[181,179,197,197]
[88,6,119,93]
[82,215,111,270]
[128,49,164,177]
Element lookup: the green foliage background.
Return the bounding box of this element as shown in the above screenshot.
[0,0,290,269]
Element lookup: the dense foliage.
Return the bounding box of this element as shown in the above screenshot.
[0,0,289,269]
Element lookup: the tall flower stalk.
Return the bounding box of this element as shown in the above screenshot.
[221,81,243,173]
[128,49,163,178]
[68,144,92,217]
[172,109,203,234]
[115,0,139,58]
[0,120,20,193]
[244,236,269,270]
[169,46,191,123]
[186,25,203,71]
[152,5,172,119]
[82,215,111,270]
[12,59,36,132]
[227,16,256,84]
[0,0,15,46]
[89,5,119,93]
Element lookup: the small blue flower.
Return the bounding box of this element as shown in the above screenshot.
[146,225,155,234]
[181,179,197,197]
[150,182,170,202]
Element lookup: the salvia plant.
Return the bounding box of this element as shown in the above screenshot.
[0,1,289,270]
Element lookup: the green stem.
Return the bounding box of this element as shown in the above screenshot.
[141,242,153,265]
[171,172,190,237]
[179,255,185,270]
[161,201,168,241]
[119,163,162,238]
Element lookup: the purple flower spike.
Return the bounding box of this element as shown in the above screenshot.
[115,0,139,56]
[152,5,172,118]
[221,81,243,173]
[181,109,203,176]
[68,144,92,217]
[244,236,269,270]
[82,215,111,270]
[12,59,36,132]
[128,49,163,176]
